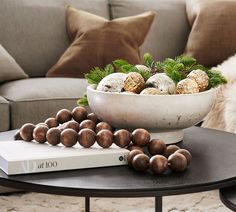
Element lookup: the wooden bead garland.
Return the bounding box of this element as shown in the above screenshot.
[16,106,192,175]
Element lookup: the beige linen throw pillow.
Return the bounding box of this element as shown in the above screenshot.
[185,0,236,67]
[0,45,28,84]
[47,6,156,78]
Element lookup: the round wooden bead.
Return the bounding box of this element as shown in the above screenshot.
[95,122,113,133]
[33,125,49,143]
[14,130,23,140]
[72,106,87,123]
[149,155,168,175]
[56,109,72,124]
[60,129,78,147]
[96,129,113,148]
[45,117,59,128]
[176,149,192,166]
[64,120,80,132]
[87,113,99,124]
[46,127,61,146]
[131,128,150,146]
[127,144,144,152]
[127,149,143,167]
[20,123,35,141]
[168,152,188,172]
[164,145,180,158]
[148,139,166,155]
[79,119,96,131]
[132,154,150,172]
[37,123,49,128]
[78,129,96,148]
[114,129,131,148]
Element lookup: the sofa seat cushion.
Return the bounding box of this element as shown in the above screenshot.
[0,96,10,132]
[0,78,87,128]
[109,0,189,61]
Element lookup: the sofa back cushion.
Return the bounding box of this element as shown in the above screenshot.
[0,0,109,77]
[0,45,28,84]
[109,0,189,62]
[47,7,156,78]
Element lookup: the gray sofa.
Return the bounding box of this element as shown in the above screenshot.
[0,0,188,192]
[0,0,188,131]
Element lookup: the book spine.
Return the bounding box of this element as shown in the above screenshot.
[7,151,128,175]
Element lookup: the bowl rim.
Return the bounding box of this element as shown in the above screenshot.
[87,84,214,97]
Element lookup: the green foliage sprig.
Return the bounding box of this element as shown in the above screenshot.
[155,55,227,88]
[84,64,115,84]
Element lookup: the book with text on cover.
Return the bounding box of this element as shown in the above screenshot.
[0,140,129,175]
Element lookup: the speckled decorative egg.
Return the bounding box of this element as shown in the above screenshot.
[146,73,176,94]
[135,65,152,72]
[123,72,145,93]
[140,87,160,95]
[176,78,199,94]
[187,69,209,91]
[96,73,127,92]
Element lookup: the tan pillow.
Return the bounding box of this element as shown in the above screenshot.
[47,6,156,78]
[0,45,28,84]
[185,0,236,67]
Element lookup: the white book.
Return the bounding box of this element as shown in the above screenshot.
[0,140,129,175]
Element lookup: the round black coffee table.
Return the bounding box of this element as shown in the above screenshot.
[220,186,236,211]
[0,127,236,212]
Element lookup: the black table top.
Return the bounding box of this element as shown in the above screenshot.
[0,127,236,198]
[220,186,236,211]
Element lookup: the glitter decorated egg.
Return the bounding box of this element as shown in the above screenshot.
[187,69,209,91]
[176,78,199,94]
[97,73,127,92]
[146,73,176,94]
[123,72,145,93]
[140,88,160,95]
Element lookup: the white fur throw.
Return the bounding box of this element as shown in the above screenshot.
[202,54,236,133]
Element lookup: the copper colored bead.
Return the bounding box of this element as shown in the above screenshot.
[20,123,35,141]
[127,144,144,152]
[33,125,49,144]
[56,109,72,124]
[176,149,192,166]
[96,129,113,148]
[72,106,87,123]
[46,127,61,146]
[132,128,150,146]
[14,130,23,140]
[148,139,166,156]
[95,122,113,133]
[64,120,80,132]
[45,117,59,128]
[37,123,49,128]
[164,145,180,158]
[149,155,168,175]
[78,129,96,148]
[127,149,143,167]
[60,129,78,147]
[79,119,96,131]
[114,129,131,148]
[87,113,99,124]
[132,154,150,172]
[168,152,188,172]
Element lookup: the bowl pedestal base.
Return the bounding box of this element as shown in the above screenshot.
[149,129,184,144]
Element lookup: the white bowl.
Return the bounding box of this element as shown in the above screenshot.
[87,85,215,144]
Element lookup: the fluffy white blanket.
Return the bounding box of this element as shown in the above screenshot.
[202,54,236,133]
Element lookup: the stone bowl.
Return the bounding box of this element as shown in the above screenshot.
[87,85,215,144]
